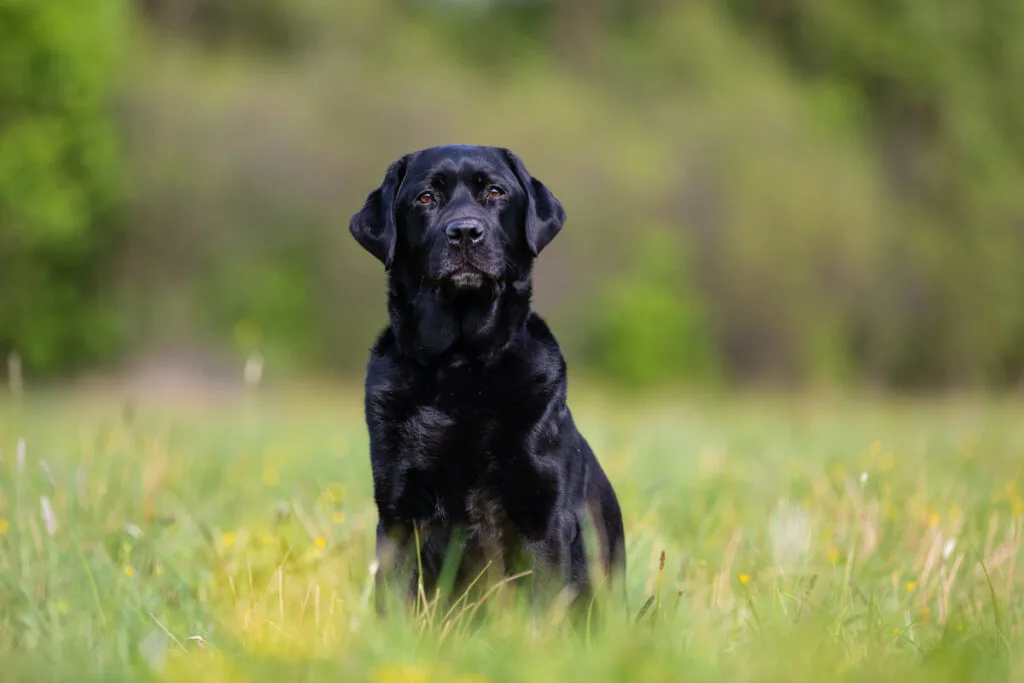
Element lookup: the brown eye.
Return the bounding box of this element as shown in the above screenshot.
[417,191,434,205]
[487,186,506,198]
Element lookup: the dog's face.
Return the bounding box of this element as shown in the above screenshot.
[395,147,524,291]
[350,146,565,294]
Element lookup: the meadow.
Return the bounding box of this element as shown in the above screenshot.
[1,386,1022,682]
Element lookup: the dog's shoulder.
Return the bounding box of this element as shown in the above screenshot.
[369,325,397,358]
[363,327,410,410]
[517,311,567,385]
[524,310,555,345]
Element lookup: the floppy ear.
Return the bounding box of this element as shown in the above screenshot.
[349,155,409,269]
[505,150,566,256]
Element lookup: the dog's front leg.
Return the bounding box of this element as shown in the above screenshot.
[524,513,589,612]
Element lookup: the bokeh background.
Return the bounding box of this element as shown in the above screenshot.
[3,0,1024,393]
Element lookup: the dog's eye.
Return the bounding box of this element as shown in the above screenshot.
[416,191,435,205]
[486,186,506,198]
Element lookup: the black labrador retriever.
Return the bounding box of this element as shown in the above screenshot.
[349,145,625,614]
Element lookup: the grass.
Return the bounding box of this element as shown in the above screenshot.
[0,386,1022,682]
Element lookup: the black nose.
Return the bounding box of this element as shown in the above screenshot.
[445,218,485,245]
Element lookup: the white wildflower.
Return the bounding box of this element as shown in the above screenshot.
[40,460,54,487]
[859,472,869,487]
[40,496,56,536]
[243,351,264,389]
[943,538,956,560]
[768,499,812,572]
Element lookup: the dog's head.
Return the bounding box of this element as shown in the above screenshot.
[349,145,565,296]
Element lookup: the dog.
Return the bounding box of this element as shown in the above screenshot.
[349,145,625,615]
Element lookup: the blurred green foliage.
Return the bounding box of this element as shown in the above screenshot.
[724,0,1024,388]
[0,0,128,373]
[3,0,1023,388]
[587,228,720,387]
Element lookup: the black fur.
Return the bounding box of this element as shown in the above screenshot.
[350,145,625,613]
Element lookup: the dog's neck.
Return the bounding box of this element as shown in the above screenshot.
[386,270,533,364]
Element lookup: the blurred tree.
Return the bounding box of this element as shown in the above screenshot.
[15,0,1016,389]
[138,0,315,53]
[725,0,1024,387]
[0,0,129,374]
[587,228,721,388]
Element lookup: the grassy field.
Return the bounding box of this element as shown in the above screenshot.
[1,387,1022,682]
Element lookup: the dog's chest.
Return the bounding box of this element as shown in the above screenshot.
[401,362,512,453]
[391,376,530,507]
[397,396,504,473]
[373,353,560,538]
[394,402,518,534]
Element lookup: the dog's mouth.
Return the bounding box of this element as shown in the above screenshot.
[437,254,499,287]
[434,242,503,294]
[435,263,500,303]
[447,268,486,289]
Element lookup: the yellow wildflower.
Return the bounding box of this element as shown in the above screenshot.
[948,504,964,523]
[373,664,431,683]
[125,566,135,577]
[326,483,346,503]
[221,531,236,548]
[906,582,916,593]
[0,518,9,536]
[315,537,327,549]
[878,450,895,472]
[739,573,750,584]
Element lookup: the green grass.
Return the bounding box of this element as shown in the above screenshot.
[1,387,1022,682]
